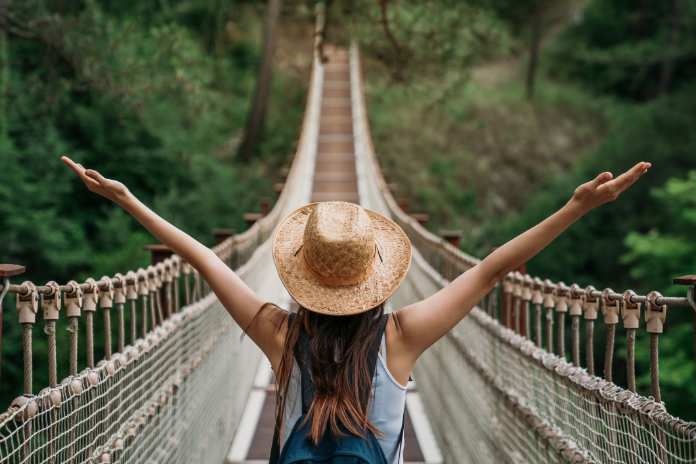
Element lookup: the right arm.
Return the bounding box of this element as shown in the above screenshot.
[61,156,286,367]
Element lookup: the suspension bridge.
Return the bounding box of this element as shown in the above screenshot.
[1,17,696,464]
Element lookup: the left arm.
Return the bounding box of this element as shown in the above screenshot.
[389,162,651,364]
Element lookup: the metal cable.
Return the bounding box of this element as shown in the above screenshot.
[557,313,566,359]
[604,323,616,383]
[22,323,32,394]
[103,307,112,360]
[513,297,521,334]
[571,315,580,367]
[116,302,125,354]
[46,320,57,387]
[627,328,636,392]
[534,303,542,348]
[69,317,79,376]
[130,299,137,343]
[546,308,554,353]
[585,320,595,376]
[650,332,661,403]
[85,311,94,368]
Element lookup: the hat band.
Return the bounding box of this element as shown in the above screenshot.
[301,243,378,287]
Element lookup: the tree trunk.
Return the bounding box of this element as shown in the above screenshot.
[238,0,282,161]
[657,0,681,96]
[525,7,543,100]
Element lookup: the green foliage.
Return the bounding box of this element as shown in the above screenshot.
[549,0,696,100]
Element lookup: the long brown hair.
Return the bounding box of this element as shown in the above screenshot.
[254,302,389,446]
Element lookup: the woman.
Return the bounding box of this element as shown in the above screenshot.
[61,155,650,463]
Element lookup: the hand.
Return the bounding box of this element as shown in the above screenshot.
[568,161,651,213]
[61,155,132,205]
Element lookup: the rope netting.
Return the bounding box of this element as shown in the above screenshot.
[350,43,696,463]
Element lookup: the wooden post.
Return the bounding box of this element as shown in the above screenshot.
[440,229,463,249]
[244,212,264,228]
[410,213,429,227]
[212,228,236,246]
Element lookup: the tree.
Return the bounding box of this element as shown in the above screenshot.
[238,0,283,161]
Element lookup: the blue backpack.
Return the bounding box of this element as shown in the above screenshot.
[269,313,404,463]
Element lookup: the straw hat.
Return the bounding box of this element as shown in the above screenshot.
[272,201,412,316]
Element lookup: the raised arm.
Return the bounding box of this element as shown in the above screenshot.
[61,156,284,365]
[391,161,651,364]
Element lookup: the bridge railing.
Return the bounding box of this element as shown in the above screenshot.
[351,43,696,463]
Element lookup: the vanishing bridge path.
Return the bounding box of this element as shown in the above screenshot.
[1,21,696,464]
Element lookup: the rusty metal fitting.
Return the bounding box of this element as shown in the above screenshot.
[531,277,544,304]
[502,274,514,294]
[645,290,667,334]
[98,276,114,309]
[583,285,599,320]
[16,281,38,324]
[542,279,556,309]
[86,370,100,387]
[136,268,149,296]
[162,262,173,283]
[522,274,533,302]
[83,278,99,313]
[97,359,116,377]
[10,395,38,422]
[113,273,127,305]
[181,261,192,276]
[601,288,620,324]
[64,280,83,318]
[147,266,160,290]
[171,258,181,278]
[554,281,570,313]
[125,271,139,300]
[69,377,83,396]
[568,283,584,317]
[512,272,523,299]
[41,281,61,321]
[621,290,641,329]
[38,386,62,409]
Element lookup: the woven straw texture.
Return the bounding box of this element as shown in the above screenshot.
[272,201,412,315]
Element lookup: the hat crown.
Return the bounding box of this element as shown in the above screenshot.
[303,202,376,286]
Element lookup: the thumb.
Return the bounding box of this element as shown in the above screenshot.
[591,171,613,188]
[85,169,107,183]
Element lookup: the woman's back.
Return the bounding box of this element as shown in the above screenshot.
[279,329,408,464]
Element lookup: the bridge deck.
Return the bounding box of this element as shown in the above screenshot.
[226,47,427,464]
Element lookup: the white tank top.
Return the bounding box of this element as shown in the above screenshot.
[280,332,408,463]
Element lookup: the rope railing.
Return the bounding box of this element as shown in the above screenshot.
[350,42,696,463]
[0,11,324,461]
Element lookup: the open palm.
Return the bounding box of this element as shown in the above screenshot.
[61,155,130,205]
[571,161,651,212]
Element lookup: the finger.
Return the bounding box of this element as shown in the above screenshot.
[610,162,650,192]
[85,169,107,183]
[591,171,613,188]
[61,155,84,175]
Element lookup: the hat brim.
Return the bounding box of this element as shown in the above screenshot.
[271,202,412,316]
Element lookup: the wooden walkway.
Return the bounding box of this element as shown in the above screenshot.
[227,46,427,464]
